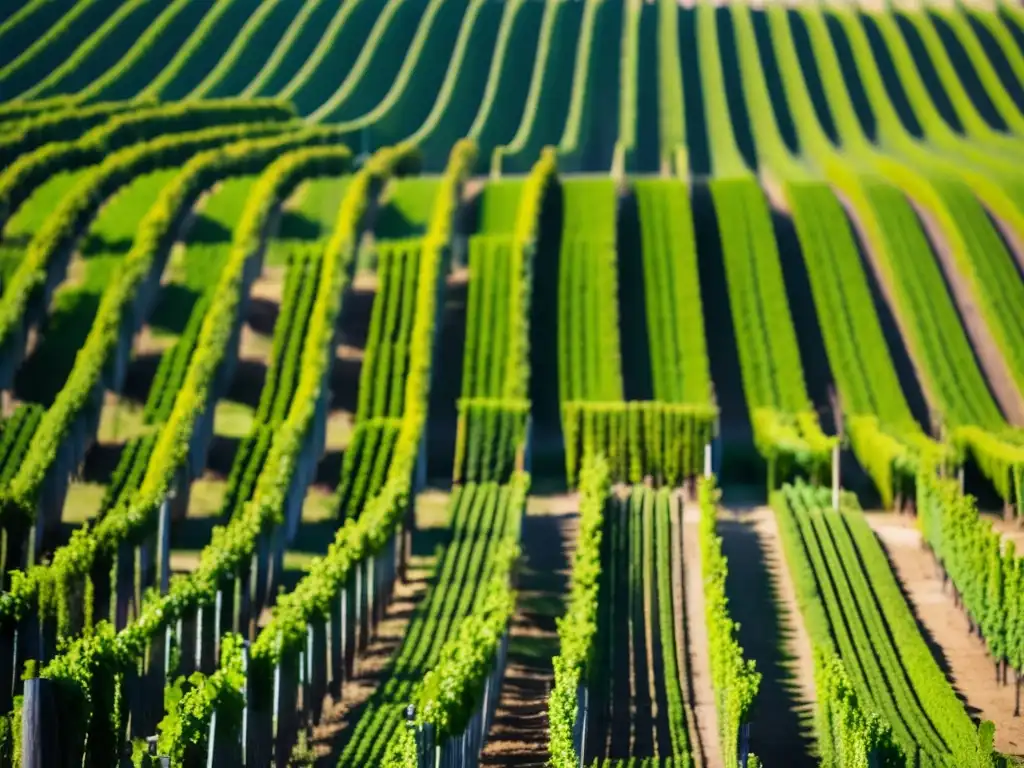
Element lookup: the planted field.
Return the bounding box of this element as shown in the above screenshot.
[3,3,1024,768]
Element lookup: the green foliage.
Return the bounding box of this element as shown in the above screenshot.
[156,633,246,762]
[548,456,609,768]
[698,477,759,767]
[774,483,998,766]
[710,177,834,484]
[413,543,517,736]
[633,179,710,406]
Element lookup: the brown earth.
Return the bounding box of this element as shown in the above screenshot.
[865,512,1024,756]
[481,493,577,767]
[682,497,723,768]
[717,503,818,767]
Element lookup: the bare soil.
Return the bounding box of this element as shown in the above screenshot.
[313,555,434,761]
[481,493,578,766]
[865,512,1024,756]
[717,504,818,767]
[682,498,723,768]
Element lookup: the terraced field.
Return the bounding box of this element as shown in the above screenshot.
[3,1,1024,767]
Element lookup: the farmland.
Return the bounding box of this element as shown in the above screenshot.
[3,1,1024,767]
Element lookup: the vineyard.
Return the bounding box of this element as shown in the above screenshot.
[3,1,1024,767]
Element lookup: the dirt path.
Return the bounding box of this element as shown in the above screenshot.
[682,498,724,768]
[717,504,818,767]
[313,554,434,761]
[911,201,1024,425]
[864,512,1024,755]
[481,493,577,767]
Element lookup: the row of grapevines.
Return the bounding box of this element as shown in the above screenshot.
[406,0,504,170]
[137,0,253,101]
[142,175,259,425]
[18,167,180,406]
[548,456,610,767]
[760,3,1024,507]
[454,152,555,482]
[785,181,947,506]
[698,476,759,768]
[918,467,1024,690]
[803,5,1024,509]
[563,400,714,488]
[0,140,355,633]
[776,482,996,765]
[771,485,904,767]
[71,0,208,104]
[710,177,833,485]
[341,477,521,765]
[0,98,295,228]
[240,0,344,100]
[275,0,385,118]
[467,0,540,173]
[581,481,692,762]
[14,0,161,101]
[186,0,301,100]
[247,141,472,675]
[384,480,526,765]
[633,179,710,406]
[490,0,577,175]
[22,144,416,766]
[0,132,350,560]
[332,179,443,516]
[0,120,301,363]
[0,0,109,91]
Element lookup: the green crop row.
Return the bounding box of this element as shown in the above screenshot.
[454,152,555,483]
[141,175,258,426]
[775,483,996,766]
[240,0,337,99]
[186,0,294,100]
[334,0,471,152]
[256,247,323,425]
[563,400,714,488]
[137,0,247,101]
[150,632,247,766]
[413,540,518,734]
[785,181,947,505]
[557,179,622,408]
[408,0,503,170]
[73,0,206,103]
[19,143,414,767]
[548,455,610,768]
[357,239,423,422]
[634,179,711,405]
[18,0,163,101]
[919,466,1024,681]
[0,100,137,169]
[250,141,471,673]
[710,177,833,484]
[557,0,608,173]
[0,133,348,544]
[771,485,903,768]
[0,0,120,98]
[656,0,685,171]
[490,0,572,176]
[0,98,295,224]
[339,477,520,765]
[0,139,354,635]
[0,120,297,356]
[698,477,759,767]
